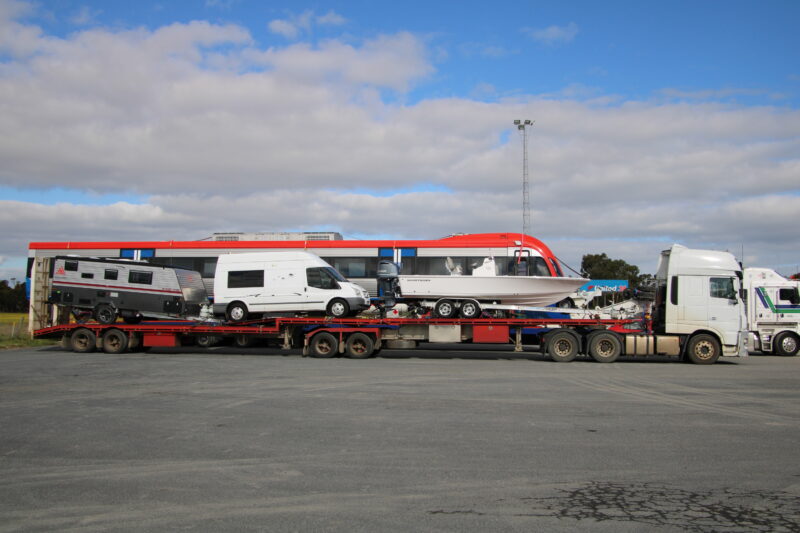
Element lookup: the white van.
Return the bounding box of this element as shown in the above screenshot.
[213,251,371,321]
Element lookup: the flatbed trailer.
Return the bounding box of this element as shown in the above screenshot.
[32,313,718,363]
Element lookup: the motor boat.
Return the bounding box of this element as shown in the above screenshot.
[394,257,588,308]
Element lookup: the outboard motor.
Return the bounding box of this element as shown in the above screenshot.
[377,260,401,308]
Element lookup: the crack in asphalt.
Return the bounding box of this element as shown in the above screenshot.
[429,481,800,532]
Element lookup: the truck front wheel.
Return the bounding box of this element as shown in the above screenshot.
[773,332,799,356]
[685,334,720,364]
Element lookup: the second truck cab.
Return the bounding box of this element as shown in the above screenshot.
[743,268,800,356]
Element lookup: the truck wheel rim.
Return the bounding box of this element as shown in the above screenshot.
[782,337,797,353]
[598,340,614,357]
[695,340,714,359]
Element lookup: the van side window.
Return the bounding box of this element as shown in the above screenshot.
[710,277,736,300]
[307,267,339,290]
[104,269,118,280]
[129,271,153,285]
[65,260,79,271]
[228,270,264,289]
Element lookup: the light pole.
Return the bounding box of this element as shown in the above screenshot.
[514,119,534,237]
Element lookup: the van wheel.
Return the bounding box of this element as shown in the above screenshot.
[459,299,481,319]
[773,332,799,356]
[226,302,248,322]
[71,328,97,353]
[310,332,338,358]
[94,304,117,325]
[102,329,129,354]
[588,332,622,363]
[685,334,720,364]
[345,333,374,359]
[327,298,350,318]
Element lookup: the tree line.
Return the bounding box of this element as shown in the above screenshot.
[0,281,27,313]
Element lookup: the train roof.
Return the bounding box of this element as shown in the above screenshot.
[31,233,557,258]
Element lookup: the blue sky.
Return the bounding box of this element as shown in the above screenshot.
[26,0,798,106]
[0,0,798,278]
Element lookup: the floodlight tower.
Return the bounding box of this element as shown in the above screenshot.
[514,119,534,237]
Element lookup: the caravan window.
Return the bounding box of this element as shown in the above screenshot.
[228,270,264,289]
[65,260,78,272]
[129,271,153,285]
[104,269,118,280]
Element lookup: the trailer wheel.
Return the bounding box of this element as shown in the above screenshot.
[773,332,799,356]
[196,335,220,348]
[309,332,338,358]
[70,328,97,353]
[345,333,374,359]
[434,299,456,319]
[226,302,248,322]
[588,332,622,363]
[102,328,129,354]
[233,334,255,348]
[685,334,720,364]
[459,299,481,319]
[94,304,117,325]
[326,298,350,318]
[546,330,578,362]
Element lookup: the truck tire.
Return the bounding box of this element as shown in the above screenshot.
[310,332,338,358]
[773,332,799,357]
[546,330,579,362]
[345,333,374,359]
[588,332,622,363]
[102,328,129,354]
[233,334,255,348]
[685,334,720,364]
[459,299,481,319]
[434,299,456,319]
[122,313,143,325]
[94,304,117,325]
[70,328,97,353]
[196,335,220,348]
[226,302,248,322]
[326,298,350,318]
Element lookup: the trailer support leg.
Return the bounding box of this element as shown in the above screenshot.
[514,329,523,352]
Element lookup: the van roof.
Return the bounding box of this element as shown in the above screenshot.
[215,250,328,264]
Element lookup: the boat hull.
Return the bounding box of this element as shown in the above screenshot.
[398,275,589,307]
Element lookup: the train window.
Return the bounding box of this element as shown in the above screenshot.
[129,271,153,285]
[531,257,551,277]
[228,270,264,289]
[323,257,378,278]
[549,258,564,277]
[104,269,118,280]
[65,260,79,272]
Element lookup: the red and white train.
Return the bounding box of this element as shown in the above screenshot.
[28,232,568,299]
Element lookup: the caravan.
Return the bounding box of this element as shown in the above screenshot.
[213,251,371,321]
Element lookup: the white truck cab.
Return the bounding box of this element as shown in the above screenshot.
[654,244,747,362]
[742,268,800,356]
[213,251,371,321]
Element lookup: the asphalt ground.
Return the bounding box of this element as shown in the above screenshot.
[1,345,799,532]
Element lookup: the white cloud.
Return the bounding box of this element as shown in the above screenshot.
[0,5,798,278]
[268,9,345,40]
[525,22,579,46]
